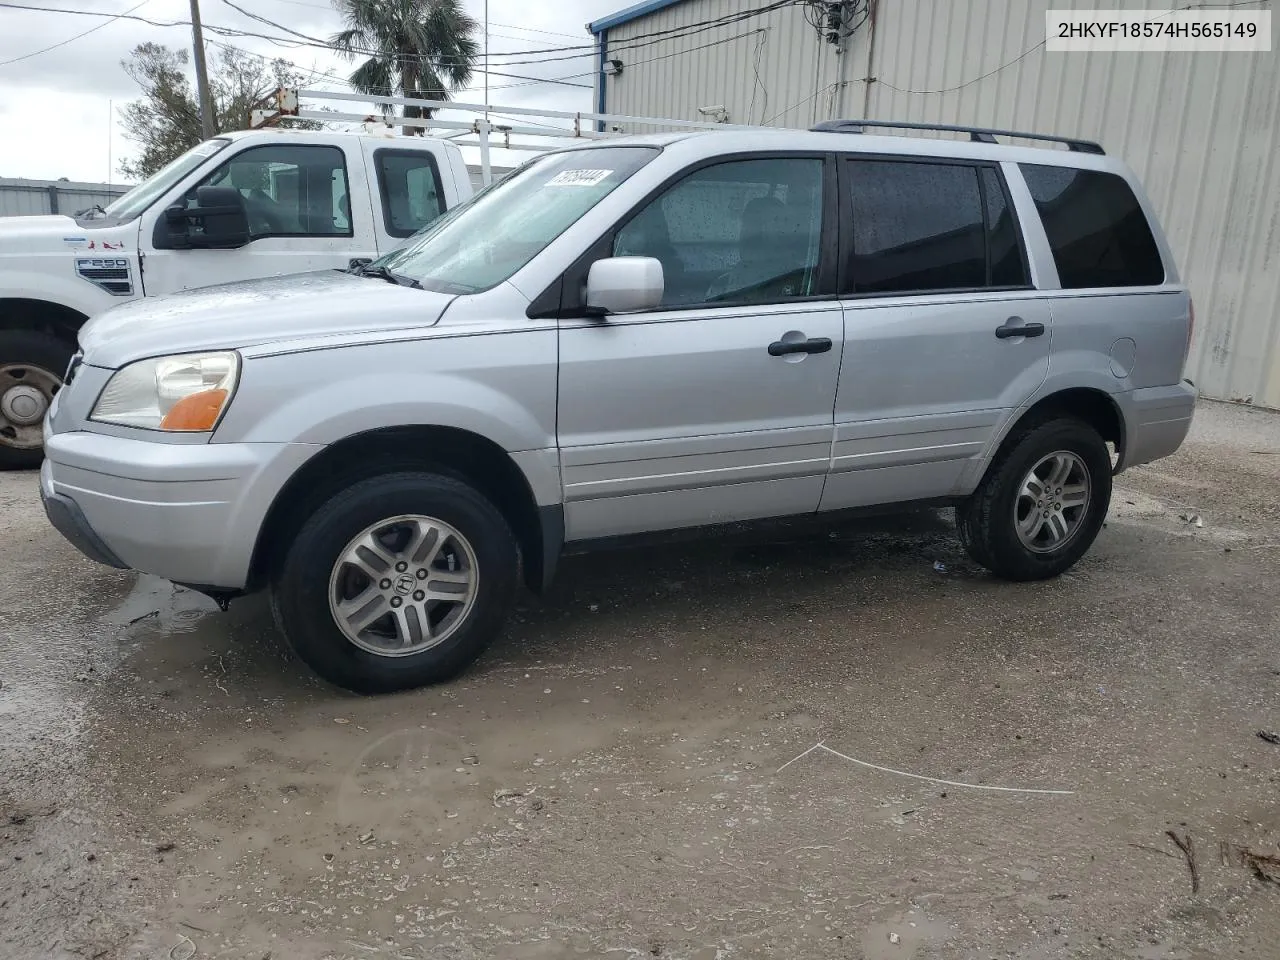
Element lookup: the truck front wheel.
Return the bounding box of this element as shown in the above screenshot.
[0,329,71,470]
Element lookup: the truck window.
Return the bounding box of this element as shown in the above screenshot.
[191,144,352,240]
[375,150,446,238]
[1019,164,1164,288]
[845,159,1029,295]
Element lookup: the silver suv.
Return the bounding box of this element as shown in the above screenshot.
[41,122,1197,693]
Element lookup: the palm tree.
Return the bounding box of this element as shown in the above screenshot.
[331,0,479,134]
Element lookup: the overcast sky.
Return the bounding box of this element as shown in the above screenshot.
[0,0,615,183]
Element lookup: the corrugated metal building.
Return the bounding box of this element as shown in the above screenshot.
[590,0,1280,407]
[0,178,130,218]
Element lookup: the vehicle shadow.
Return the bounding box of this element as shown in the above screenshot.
[109,507,974,699]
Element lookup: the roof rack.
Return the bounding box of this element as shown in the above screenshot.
[811,119,1104,154]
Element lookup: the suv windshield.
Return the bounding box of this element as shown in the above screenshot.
[378,146,658,294]
[99,138,231,222]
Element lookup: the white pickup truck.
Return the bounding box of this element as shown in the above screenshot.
[0,128,473,468]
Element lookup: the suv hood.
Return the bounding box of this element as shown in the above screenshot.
[79,270,456,368]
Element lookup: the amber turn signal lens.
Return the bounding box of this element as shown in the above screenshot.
[159,388,229,431]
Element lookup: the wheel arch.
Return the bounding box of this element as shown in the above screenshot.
[993,387,1125,470]
[0,297,88,344]
[246,424,561,596]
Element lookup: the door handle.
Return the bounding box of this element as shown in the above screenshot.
[768,337,833,357]
[995,318,1045,339]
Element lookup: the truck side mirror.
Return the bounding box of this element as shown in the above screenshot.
[164,186,250,249]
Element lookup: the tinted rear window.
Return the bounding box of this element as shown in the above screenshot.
[846,160,1029,294]
[1020,164,1164,288]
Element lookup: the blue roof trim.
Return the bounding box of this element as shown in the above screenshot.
[589,0,688,34]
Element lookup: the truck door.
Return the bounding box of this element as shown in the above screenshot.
[358,141,455,254]
[139,140,379,295]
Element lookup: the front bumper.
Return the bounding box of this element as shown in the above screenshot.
[40,475,128,570]
[40,431,320,589]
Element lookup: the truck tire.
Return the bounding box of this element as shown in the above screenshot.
[271,471,519,694]
[0,329,72,470]
[956,416,1112,581]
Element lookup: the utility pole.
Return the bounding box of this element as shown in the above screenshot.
[189,0,216,138]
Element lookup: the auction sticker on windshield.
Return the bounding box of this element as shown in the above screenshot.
[546,169,613,187]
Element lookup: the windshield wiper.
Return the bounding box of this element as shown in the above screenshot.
[351,262,420,288]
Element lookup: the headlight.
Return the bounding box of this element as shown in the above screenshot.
[91,351,240,432]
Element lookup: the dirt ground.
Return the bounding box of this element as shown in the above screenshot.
[2,400,1278,960]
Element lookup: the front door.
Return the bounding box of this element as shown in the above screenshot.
[557,155,844,542]
[820,157,1051,511]
[140,141,377,296]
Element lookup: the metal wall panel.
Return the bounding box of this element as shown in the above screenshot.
[0,179,129,218]
[602,0,845,133]
[599,0,1280,405]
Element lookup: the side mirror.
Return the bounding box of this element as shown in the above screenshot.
[585,257,664,315]
[165,186,250,249]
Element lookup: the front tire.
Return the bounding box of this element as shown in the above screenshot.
[957,417,1112,581]
[0,329,72,470]
[271,472,519,693]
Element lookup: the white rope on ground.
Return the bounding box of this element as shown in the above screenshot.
[776,740,1076,795]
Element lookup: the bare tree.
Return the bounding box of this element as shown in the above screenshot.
[118,42,321,180]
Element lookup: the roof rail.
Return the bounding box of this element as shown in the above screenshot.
[811,119,1104,154]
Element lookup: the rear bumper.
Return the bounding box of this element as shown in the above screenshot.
[40,431,320,589]
[1117,379,1198,471]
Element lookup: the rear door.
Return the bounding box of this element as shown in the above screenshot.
[141,140,376,295]
[821,156,1051,511]
[360,142,451,254]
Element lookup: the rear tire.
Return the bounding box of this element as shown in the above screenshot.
[0,329,72,470]
[956,416,1112,581]
[271,471,518,694]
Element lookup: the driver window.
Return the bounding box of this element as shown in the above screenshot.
[612,157,824,306]
[190,144,352,240]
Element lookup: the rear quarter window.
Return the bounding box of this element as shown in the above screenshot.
[1020,164,1164,288]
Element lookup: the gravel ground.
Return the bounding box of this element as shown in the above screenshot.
[1,399,1278,960]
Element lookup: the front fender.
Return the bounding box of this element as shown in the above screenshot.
[0,269,114,327]
[214,329,559,491]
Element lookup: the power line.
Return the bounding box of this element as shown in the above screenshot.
[877,41,1047,96]
[0,1,185,28]
[489,21,588,42]
[218,0,329,45]
[0,0,150,66]
[0,0,805,71]
[762,82,837,125]
[205,34,590,97]
[213,0,803,67]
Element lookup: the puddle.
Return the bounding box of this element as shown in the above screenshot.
[104,574,220,633]
[861,907,952,959]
